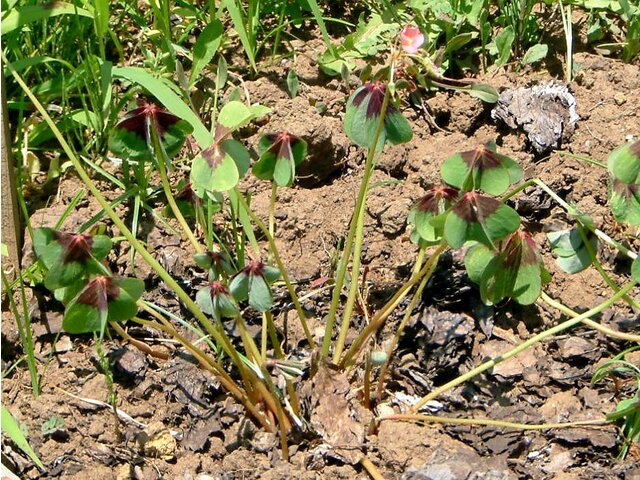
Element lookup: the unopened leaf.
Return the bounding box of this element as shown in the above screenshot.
[252,132,307,187]
[286,69,299,98]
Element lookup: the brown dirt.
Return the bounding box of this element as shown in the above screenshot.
[2,33,640,480]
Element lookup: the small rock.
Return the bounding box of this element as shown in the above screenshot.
[542,443,574,474]
[112,346,148,385]
[250,431,278,453]
[558,337,597,359]
[136,421,177,459]
[614,92,626,105]
[539,391,581,421]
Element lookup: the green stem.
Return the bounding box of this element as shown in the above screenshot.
[382,414,608,431]
[502,178,638,261]
[322,79,393,359]
[233,193,316,348]
[332,163,376,362]
[556,150,607,169]
[150,122,203,254]
[269,181,277,241]
[411,281,636,412]
[1,270,40,396]
[340,242,447,368]
[575,224,640,310]
[375,247,428,402]
[539,292,640,342]
[5,55,246,396]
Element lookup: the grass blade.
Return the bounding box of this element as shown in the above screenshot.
[1,406,45,470]
[222,0,257,73]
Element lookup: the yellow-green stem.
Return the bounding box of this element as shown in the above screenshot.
[411,281,636,412]
[151,124,203,254]
[322,83,393,359]
[234,193,316,348]
[269,181,277,241]
[340,242,447,368]
[575,224,640,310]
[539,292,640,342]
[382,414,608,430]
[130,312,272,431]
[375,247,430,402]
[332,169,373,362]
[360,456,386,480]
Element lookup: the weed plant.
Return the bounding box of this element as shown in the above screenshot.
[2,0,640,472]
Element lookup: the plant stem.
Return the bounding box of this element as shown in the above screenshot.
[2,59,248,394]
[411,281,636,412]
[502,178,638,261]
[269,181,277,244]
[233,193,316,348]
[382,414,608,430]
[322,80,393,359]
[375,247,429,402]
[360,456,385,480]
[575,223,640,310]
[150,123,203,254]
[109,322,169,360]
[333,165,375,362]
[556,150,607,169]
[539,292,640,342]
[340,242,447,368]
[1,270,39,396]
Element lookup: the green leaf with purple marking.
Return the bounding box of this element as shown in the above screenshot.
[465,230,543,305]
[190,137,250,194]
[108,101,193,161]
[409,185,459,244]
[196,281,240,321]
[444,192,520,249]
[33,228,112,290]
[252,132,308,187]
[63,276,144,334]
[343,82,412,150]
[229,262,281,312]
[441,143,522,195]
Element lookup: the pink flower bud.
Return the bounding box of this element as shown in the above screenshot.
[400,25,424,54]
